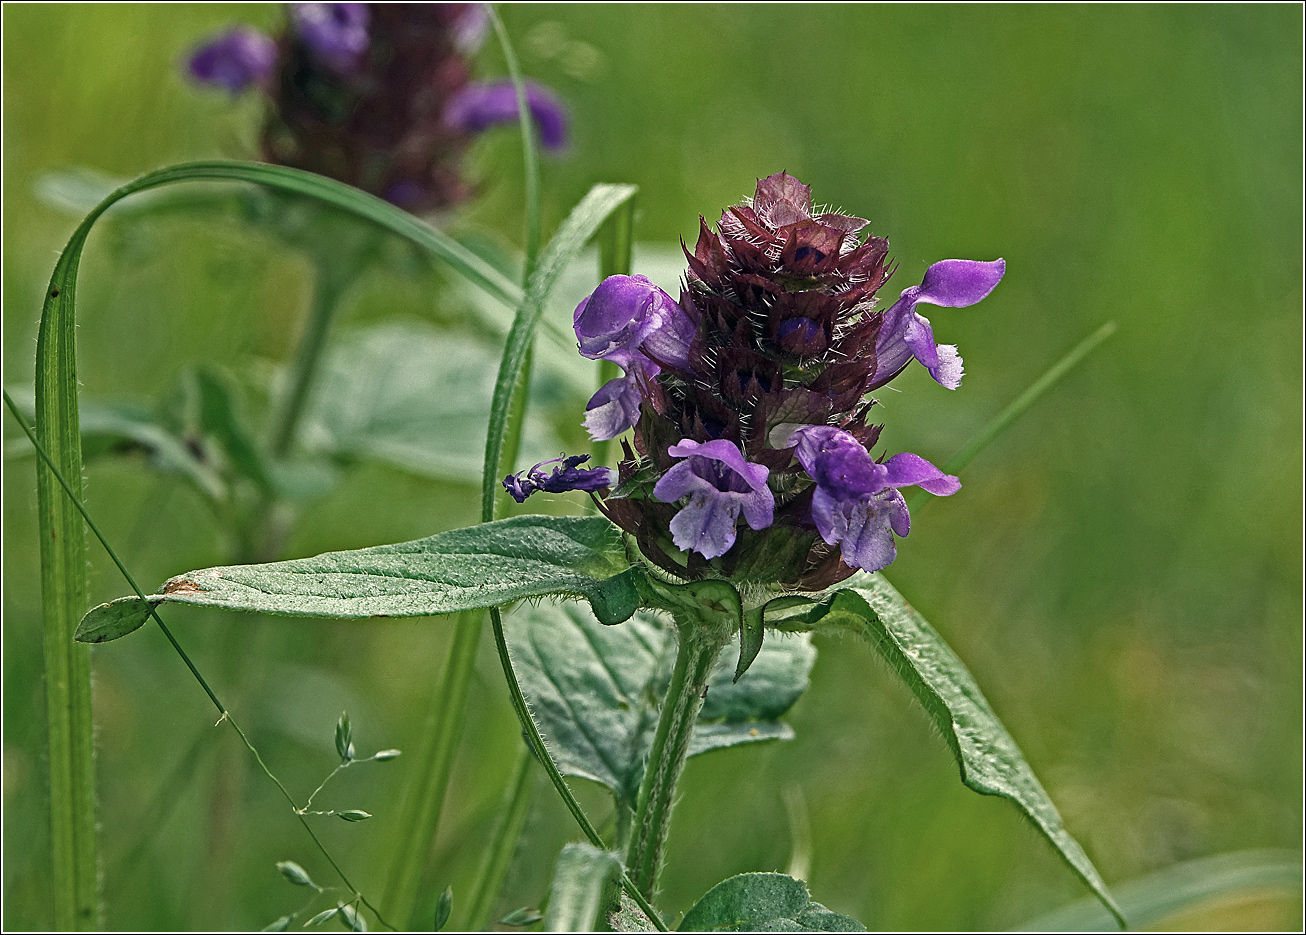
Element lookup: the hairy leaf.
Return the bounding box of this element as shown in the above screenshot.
[678,873,864,932]
[505,601,815,807]
[770,574,1124,925]
[77,516,636,632]
[543,843,622,933]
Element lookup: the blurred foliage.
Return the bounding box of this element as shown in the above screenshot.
[2,4,1300,931]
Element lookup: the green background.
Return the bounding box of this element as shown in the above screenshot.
[3,3,1301,930]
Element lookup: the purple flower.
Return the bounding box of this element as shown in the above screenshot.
[187,27,277,93]
[503,455,616,504]
[788,425,959,573]
[653,439,774,560]
[871,258,1006,390]
[573,275,694,370]
[291,3,370,75]
[583,360,654,442]
[442,80,570,152]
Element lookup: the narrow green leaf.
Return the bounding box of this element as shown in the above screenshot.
[194,366,274,493]
[543,843,623,933]
[678,873,864,932]
[83,515,635,625]
[480,182,638,522]
[773,574,1125,926]
[505,602,815,807]
[1017,849,1302,932]
[276,860,316,888]
[433,886,453,932]
[73,596,157,643]
[499,907,545,926]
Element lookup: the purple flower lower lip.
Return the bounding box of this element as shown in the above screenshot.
[187,27,277,93]
[583,358,656,441]
[502,455,616,504]
[787,425,959,572]
[442,80,570,152]
[871,258,1005,390]
[652,439,774,560]
[291,3,371,75]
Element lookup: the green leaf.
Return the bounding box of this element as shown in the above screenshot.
[543,843,622,933]
[73,597,157,643]
[261,915,293,932]
[771,574,1125,926]
[300,323,565,482]
[678,873,864,932]
[505,601,815,807]
[610,892,659,933]
[193,367,274,494]
[79,515,636,627]
[1017,849,1302,932]
[498,907,545,926]
[480,182,638,522]
[275,860,315,888]
[433,886,453,932]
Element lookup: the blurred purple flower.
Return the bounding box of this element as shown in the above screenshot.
[871,258,1005,390]
[653,439,774,559]
[503,455,616,503]
[291,3,370,74]
[187,27,277,93]
[789,425,958,572]
[451,3,490,53]
[443,79,570,151]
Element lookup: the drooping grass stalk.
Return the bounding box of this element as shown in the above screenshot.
[5,391,394,931]
[461,747,536,929]
[908,320,1118,513]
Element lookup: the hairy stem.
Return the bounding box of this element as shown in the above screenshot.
[625,614,732,898]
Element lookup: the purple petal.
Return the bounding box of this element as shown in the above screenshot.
[442,80,570,152]
[885,490,911,537]
[788,425,885,500]
[667,491,743,560]
[739,485,775,530]
[573,275,692,370]
[665,439,770,491]
[871,257,1004,390]
[291,3,370,75]
[451,3,490,53]
[187,27,277,93]
[917,258,1006,308]
[881,452,960,496]
[582,369,647,441]
[811,488,898,573]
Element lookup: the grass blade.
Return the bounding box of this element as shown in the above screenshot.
[908,320,1117,513]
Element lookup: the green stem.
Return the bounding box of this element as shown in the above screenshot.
[908,320,1117,513]
[625,618,730,898]
[463,747,535,930]
[381,609,482,927]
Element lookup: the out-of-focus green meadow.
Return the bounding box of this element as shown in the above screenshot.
[3,3,1300,931]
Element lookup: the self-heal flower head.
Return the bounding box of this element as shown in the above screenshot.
[443,80,570,153]
[652,440,774,560]
[788,425,959,573]
[291,3,370,75]
[871,259,1006,390]
[188,27,277,93]
[503,455,617,504]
